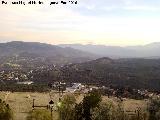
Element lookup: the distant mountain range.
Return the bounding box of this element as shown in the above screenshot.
[0,41,97,66]
[1,41,160,90]
[59,43,160,58]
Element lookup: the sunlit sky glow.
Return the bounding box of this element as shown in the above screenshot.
[1,0,160,46]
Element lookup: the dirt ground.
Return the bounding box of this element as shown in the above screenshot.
[0,91,148,120]
[0,91,59,120]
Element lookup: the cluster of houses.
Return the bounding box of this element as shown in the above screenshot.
[50,82,160,100]
[50,82,99,94]
[0,70,29,81]
[66,83,86,93]
[1,67,159,100]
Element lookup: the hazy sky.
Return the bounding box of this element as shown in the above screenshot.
[1,0,160,46]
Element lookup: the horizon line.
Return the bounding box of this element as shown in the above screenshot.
[0,40,159,47]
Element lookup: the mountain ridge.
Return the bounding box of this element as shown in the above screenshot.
[59,42,160,58]
[0,41,98,66]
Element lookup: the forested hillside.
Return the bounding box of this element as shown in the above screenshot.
[58,57,160,90]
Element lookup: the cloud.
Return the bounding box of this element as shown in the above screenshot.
[1,0,160,45]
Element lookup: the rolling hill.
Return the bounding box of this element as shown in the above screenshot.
[0,41,97,68]
[59,57,160,90]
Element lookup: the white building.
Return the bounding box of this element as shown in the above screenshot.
[17,81,34,85]
[66,83,84,93]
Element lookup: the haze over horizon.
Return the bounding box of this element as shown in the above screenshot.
[1,0,160,46]
[0,40,160,47]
